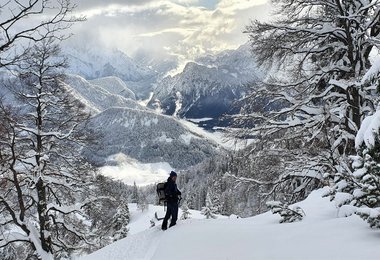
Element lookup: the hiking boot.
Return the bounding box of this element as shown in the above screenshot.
[169,223,176,228]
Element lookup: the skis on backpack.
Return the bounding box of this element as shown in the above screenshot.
[155,182,167,221]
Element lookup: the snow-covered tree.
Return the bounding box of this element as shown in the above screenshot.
[85,175,132,251]
[131,181,139,204]
[329,59,380,220]
[137,192,149,212]
[181,203,192,220]
[201,206,217,220]
[234,0,380,201]
[0,40,97,259]
[207,178,223,214]
[178,153,276,217]
[201,194,217,219]
[353,136,380,207]
[345,109,380,228]
[112,202,130,241]
[0,4,90,258]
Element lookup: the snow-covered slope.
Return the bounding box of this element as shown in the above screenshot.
[89,76,136,100]
[149,44,260,124]
[64,74,145,113]
[80,189,380,260]
[83,107,221,169]
[127,203,224,235]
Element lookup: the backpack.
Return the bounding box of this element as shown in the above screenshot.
[156,182,167,205]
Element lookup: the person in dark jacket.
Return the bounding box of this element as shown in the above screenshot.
[162,171,181,230]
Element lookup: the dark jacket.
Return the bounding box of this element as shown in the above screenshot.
[165,177,181,203]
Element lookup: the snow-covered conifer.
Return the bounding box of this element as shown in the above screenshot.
[181,203,192,220]
[201,194,218,219]
[137,193,149,212]
[348,110,380,228]
[131,181,139,204]
[112,202,130,241]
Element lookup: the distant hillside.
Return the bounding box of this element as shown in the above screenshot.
[83,107,221,169]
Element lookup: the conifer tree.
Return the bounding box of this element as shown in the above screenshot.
[137,192,149,212]
[131,181,139,204]
[201,194,217,219]
[112,202,130,241]
[350,110,380,228]
[181,203,192,220]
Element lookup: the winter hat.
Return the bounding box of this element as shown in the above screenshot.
[170,171,177,177]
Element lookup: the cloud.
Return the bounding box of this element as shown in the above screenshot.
[74,0,155,10]
[100,154,173,186]
[69,0,270,72]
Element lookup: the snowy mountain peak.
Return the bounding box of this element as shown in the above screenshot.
[148,44,260,122]
[63,45,156,82]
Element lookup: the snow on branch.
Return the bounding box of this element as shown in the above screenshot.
[266,201,305,223]
[355,110,380,150]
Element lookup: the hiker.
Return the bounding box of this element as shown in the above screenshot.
[162,171,182,230]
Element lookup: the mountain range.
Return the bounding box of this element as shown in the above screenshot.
[1,43,259,169]
[63,42,260,127]
[62,43,262,164]
[63,45,157,100]
[148,44,260,127]
[62,75,221,169]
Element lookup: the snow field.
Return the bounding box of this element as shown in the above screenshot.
[81,189,380,260]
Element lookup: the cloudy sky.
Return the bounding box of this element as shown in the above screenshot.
[70,0,270,68]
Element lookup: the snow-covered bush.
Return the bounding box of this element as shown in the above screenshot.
[267,201,305,223]
[201,206,217,219]
[356,208,380,229]
[181,203,192,220]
